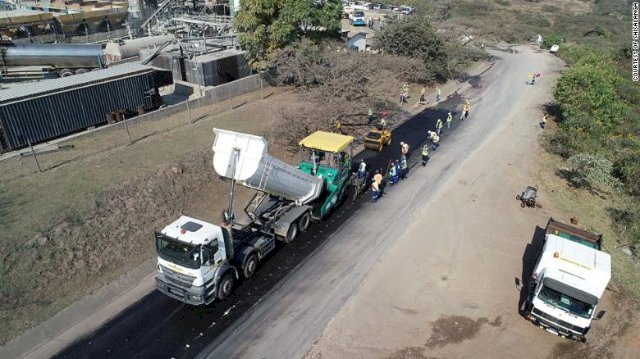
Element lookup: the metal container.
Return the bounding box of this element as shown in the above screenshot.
[0,63,173,152]
[213,128,323,205]
[0,44,105,69]
[185,49,251,87]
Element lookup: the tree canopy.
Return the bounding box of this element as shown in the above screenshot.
[371,15,448,81]
[234,0,342,69]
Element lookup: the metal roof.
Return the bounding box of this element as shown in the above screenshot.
[0,9,48,18]
[299,131,354,153]
[0,63,155,104]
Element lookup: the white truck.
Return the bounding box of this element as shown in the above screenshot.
[155,128,356,305]
[521,218,611,341]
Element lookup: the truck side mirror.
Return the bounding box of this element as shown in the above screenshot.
[595,310,606,320]
[515,277,521,290]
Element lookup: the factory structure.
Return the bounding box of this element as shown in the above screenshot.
[0,0,257,153]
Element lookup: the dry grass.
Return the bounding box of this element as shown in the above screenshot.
[534,147,640,300]
[441,0,624,50]
[0,87,288,344]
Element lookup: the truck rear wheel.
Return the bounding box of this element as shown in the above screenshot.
[284,221,299,243]
[298,212,311,232]
[216,273,234,300]
[243,253,258,279]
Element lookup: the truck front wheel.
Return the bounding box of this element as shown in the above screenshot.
[243,254,258,279]
[217,273,234,300]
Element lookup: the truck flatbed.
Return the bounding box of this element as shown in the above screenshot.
[545,218,602,250]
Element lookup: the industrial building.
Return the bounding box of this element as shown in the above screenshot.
[0,63,172,152]
[0,1,129,42]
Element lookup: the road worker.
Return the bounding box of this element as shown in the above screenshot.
[436,87,441,103]
[541,113,548,129]
[396,159,403,180]
[400,156,408,178]
[461,99,470,120]
[368,107,375,123]
[419,87,426,104]
[446,112,452,128]
[371,180,380,202]
[358,159,367,178]
[388,160,398,185]
[378,117,387,131]
[428,130,440,151]
[401,141,409,157]
[436,119,443,135]
[431,133,440,150]
[373,169,383,186]
[421,144,430,166]
[334,118,342,133]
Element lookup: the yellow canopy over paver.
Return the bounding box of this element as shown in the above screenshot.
[299,131,354,153]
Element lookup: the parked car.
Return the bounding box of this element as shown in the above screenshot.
[399,6,415,15]
[350,10,367,26]
[373,3,381,10]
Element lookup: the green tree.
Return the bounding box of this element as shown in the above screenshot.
[554,63,629,134]
[371,15,448,80]
[234,0,341,69]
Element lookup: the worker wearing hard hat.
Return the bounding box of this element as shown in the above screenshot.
[436,119,443,135]
[400,141,409,156]
[388,160,398,185]
[421,144,430,166]
[378,117,387,131]
[358,159,367,179]
[446,112,453,128]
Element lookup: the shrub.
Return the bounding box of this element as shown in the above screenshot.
[542,33,564,49]
[566,153,617,189]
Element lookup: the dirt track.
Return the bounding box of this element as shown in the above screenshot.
[197,45,640,358]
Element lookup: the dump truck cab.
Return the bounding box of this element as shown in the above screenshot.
[298,131,354,219]
[522,218,610,341]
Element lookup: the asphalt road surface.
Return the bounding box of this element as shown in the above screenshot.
[53,70,472,359]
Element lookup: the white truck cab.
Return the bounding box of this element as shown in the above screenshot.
[522,219,611,341]
[155,216,234,305]
[155,215,276,305]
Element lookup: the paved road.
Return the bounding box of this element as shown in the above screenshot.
[52,68,474,358]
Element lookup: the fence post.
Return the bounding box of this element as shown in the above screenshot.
[27,138,42,173]
[123,116,132,144]
[186,99,193,123]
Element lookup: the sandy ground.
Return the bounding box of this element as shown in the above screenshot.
[196,45,639,359]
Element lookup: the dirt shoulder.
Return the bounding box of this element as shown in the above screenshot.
[304,45,639,358]
[0,87,289,345]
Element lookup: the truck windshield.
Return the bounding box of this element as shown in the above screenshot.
[538,285,594,319]
[156,235,201,269]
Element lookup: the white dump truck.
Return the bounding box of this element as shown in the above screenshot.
[521,218,611,341]
[155,128,355,305]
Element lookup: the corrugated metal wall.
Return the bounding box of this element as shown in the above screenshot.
[0,73,158,151]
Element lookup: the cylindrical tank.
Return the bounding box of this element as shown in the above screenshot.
[212,128,323,205]
[0,44,104,68]
[104,35,175,64]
